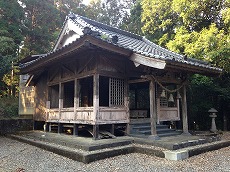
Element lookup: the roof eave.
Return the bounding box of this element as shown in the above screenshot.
[165,60,222,77]
[19,34,132,74]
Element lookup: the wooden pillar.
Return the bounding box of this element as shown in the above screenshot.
[73,79,79,137]
[58,83,63,134]
[124,79,130,135]
[46,86,51,122]
[44,122,49,132]
[59,83,63,121]
[148,79,160,140]
[49,123,52,132]
[181,85,190,135]
[111,124,115,135]
[73,124,79,136]
[74,79,79,120]
[93,74,99,139]
[93,125,99,140]
[58,123,62,134]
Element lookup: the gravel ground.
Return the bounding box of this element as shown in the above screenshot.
[0,132,230,172]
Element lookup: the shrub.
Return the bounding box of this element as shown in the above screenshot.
[0,96,18,119]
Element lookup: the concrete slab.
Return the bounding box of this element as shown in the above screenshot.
[164,150,189,160]
[7,131,230,163]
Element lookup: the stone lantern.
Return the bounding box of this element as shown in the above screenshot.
[208,108,218,133]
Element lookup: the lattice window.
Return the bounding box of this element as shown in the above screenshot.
[109,78,125,106]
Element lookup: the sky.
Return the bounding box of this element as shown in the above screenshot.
[82,0,91,5]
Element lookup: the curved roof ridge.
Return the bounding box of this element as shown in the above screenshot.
[74,14,143,40]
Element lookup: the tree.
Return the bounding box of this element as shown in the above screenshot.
[140,0,230,130]
[0,0,24,96]
[124,0,143,35]
[20,0,63,56]
[141,0,180,45]
[84,0,135,28]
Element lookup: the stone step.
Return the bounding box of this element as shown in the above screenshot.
[138,129,179,135]
[129,130,182,138]
[158,131,182,137]
[132,125,169,130]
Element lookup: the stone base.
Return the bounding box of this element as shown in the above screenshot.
[164,150,189,160]
[148,135,160,140]
[181,132,191,136]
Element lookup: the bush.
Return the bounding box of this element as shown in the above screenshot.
[0,96,18,119]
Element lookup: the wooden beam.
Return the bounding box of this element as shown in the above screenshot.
[93,74,99,122]
[181,85,190,135]
[148,79,160,140]
[77,56,94,74]
[130,53,166,70]
[73,124,79,136]
[74,79,78,119]
[49,123,52,132]
[58,123,63,134]
[110,124,115,135]
[128,78,148,84]
[62,64,75,74]
[166,62,222,76]
[59,83,63,121]
[93,124,99,140]
[98,70,125,79]
[93,73,100,139]
[87,35,131,57]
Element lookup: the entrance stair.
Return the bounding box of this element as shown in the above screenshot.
[129,119,182,137]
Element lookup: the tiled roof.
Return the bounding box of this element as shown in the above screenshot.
[65,13,222,72]
[19,13,222,73]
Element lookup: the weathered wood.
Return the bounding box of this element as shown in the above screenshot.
[165,62,222,76]
[130,110,148,118]
[93,74,99,121]
[73,123,79,136]
[130,53,166,69]
[149,79,157,136]
[77,56,94,74]
[47,71,96,86]
[62,64,75,74]
[49,123,52,132]
[74,79,79,118]
[46,101,50,121]
[93,124,99,140]
[128,78,148,84]
[100,56,125,73]
[59,83,63,121]
[110,124,115,135]
[181,85,190,134]
[158,107,180,121]
[44,122,49,132]
[98,70,125,79]
[58,123,63,134]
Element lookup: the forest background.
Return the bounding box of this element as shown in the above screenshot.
[0,0,229,130]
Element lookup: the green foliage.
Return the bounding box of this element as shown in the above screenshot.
[167,24,230,72]
[0,97,18,118]
[0,0,24,97]
[140,0,230,130]
[20,0,63,55]
[188,74,230,130]
[84,0,134,28]
[124,0,143,35]
[172,0,227,31]
[141,0,179,44]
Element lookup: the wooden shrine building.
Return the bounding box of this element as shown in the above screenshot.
[18,13,222,139]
